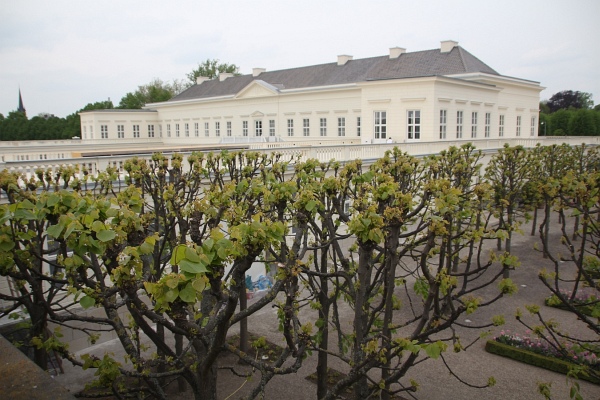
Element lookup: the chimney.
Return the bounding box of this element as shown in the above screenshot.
[337,55,353,66]
[389,47,406,59]
[440,40,458,53]
[196,76,209,84]
[219,72,233,81]
[253,68,266,77]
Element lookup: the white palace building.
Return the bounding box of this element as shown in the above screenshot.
[0,40,597,177]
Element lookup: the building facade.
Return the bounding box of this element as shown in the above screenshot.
[78,41,543,148]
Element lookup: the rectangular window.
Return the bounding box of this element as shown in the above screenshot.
[242,121,248,136]
[167,124,171,137]
[194,122,199,137]
[338,117,346,136]
[159,124,162,138]
[269,120,275,136]
[407,110,421,140]
[175,123,180,137]
[320,118,327,136]
[485,113,491,138]
[89,126,93,138]
[516,116,522,137]
[215,121,220,137]
[117,124,124,139]
[374,111,387,139]
[357,117,361,136]
[133,124,140,138]
[227,121,232,136]
[471,112,478,138]
[255,120,263,136]
[83,126,87,139]
[100,125,108,139]
[185,123,189,137]
[287,119,294,136]
[204,122,209,137]
[303,118,310,136]
[148,124,155,138]
[499,115,505,137]
[530,116,536,136]
[439,110,447,139]
[456,111,463,138]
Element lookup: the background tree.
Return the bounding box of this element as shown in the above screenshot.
[550,109,572,136]
[186,59,240,84]
[118,78,184,109]
[545,90,594,113]
[568,109,597,136]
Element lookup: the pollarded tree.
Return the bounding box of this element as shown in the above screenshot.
[517,148,600,390]
[0,151,310,400]
[301,147,514,400]
[485,144,534,277]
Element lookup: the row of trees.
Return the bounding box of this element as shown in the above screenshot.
[0,142,597,399]
[0,60,239,141]
[539,90,600,136]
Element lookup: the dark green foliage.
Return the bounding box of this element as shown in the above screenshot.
[485,341,600,385]
[545,90,594,113]
[568,109,596,136]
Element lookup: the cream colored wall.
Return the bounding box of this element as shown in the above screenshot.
[79,111,162,143]
[154,86,363,145]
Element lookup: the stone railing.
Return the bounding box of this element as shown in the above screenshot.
[0,136,597,183]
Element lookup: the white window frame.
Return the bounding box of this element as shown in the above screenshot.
[320,118,327,136]
[215,121,220,137]
[499,115,505,137]
[471,111,478,138]
[242,121,248,136]
[516,116,522,137]
[194,122,199,137]
[117,124,124,139]
[269,119,275,136]
[133,124,140,138]
[148,124,155,138]
[255,120,263,136]
[357,117,361,137]
[204,122,210,137]
[287,119,294,136]
[227,121,232,136]
[185,123,189,137]
[485,113,491,138]
[167,124,171,137]
[338,117,346,136]
[456,111,463,138]
[303,118,310,136]
[175,123,179,137]
[101,125,108,139]
[374,111,387,139]
[407,110,421,140]
[439,109,447,139]
[530,116,536,136]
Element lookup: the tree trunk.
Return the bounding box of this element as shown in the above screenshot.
[381,227,400,400]
[239,283,249,355]
[317,249,330,399]
[353,244,373,400]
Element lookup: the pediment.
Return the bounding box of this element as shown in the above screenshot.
[251,111,265,118]
[235,80,280,99]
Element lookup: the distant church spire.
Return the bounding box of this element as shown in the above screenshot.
[17,88,26,116]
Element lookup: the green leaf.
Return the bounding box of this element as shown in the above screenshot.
[46,224,64,239]
[305,200,317,212]
[47,193,60,207]
[80,296,95,309]
[179,259,208,274]
[166,277,179,289]
[185,247,201,263]
[179,283,197,303]
[170,244,188,265]
[191,277,206,292]
[96,230,116,242]
[164,288,179,303]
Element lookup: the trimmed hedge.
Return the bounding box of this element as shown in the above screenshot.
[485,340,600,385]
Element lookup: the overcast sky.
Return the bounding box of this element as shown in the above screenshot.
[1,0,599,118]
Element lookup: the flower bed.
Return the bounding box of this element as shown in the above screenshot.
[545,289,598,317]
[486,331,600,385]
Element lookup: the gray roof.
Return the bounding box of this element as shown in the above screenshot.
[170,46,499,102]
